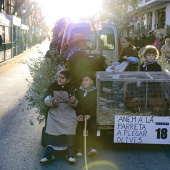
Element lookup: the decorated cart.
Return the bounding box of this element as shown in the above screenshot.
[96,71,170,144]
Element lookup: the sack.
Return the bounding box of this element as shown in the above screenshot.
[106,61,129,72]
[113,61,129,72]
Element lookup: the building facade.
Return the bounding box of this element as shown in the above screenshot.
[0,0,43,62]
[115,0,170,37]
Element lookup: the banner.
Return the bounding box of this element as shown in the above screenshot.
[114,115,170,144]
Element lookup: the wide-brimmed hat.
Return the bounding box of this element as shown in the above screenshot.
[69,34,89,44]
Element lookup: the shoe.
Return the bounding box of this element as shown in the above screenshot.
[76,152,83,158]
[40,155,55,164]
[66,155,76,164]
[88,149,97,157]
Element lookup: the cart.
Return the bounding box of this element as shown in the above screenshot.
[96,71,170,144]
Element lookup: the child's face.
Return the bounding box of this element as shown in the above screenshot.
[145,53,156,62]
[57,73,69,86]
[82,76,94,89]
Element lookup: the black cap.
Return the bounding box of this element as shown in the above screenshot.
[79,72,95,82]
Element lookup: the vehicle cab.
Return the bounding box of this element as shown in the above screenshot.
[60,21,119,63]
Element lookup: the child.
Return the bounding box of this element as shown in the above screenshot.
[40,69,78,164]
[140,45,162,71]
[131,45,162,98]
[75,72,97,157]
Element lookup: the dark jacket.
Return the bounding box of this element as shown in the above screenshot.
[68,50,105,87]
[139,36,147,48]
[140,61,162,71]
[147,35,155,45]
[75,88,97,119]
[46,81,75,97]
[119,45,139,71]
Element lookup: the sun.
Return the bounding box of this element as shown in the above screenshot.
[36,0,102,27]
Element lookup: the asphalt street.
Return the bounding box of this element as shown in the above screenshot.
[0,41,170,170]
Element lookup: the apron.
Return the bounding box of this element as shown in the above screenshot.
[46,91,78,136]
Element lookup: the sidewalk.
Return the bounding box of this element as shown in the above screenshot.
[0,41,49,67]
[0,48,36,67]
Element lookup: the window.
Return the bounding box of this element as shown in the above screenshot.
[5,26,11,43]
[99,27,115,50]
[147,12,152,30]
[142,14,147,28]
[155,8,166,29]
[0,26,5,50]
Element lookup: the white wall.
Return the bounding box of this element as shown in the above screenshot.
[166,3,170,25]
[137,3,168,30]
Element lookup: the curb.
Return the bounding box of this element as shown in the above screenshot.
[0,46,37,67]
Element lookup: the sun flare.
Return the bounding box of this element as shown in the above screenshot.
[36,0,102,26]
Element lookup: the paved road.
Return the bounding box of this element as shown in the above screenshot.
[0,41,170,170]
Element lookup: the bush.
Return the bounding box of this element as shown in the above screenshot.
[25,50,62,123]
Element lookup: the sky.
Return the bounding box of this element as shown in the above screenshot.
[36,0,102,27]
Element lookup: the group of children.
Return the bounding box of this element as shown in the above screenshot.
[40,37,162,165]
[40,70,97,164]
[107,37,162,72]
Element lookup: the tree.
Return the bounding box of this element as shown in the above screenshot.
[12,0,26,15]
[101,0,142,21]
[0,0,5,11]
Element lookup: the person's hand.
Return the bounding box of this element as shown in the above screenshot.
[122,56,127,60]
[69,96,76,104]
[53,99,59,107]
[110,65,114,70]
[137,81,141,87]
[84,115,91,121]
[77,115,84,121]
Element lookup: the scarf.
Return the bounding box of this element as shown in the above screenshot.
[65,45,86,60]
[153,39,160,47]
[143,59,157,71]
[80,85,96,97]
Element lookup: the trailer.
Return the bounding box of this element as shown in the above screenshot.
[96,71,170,144]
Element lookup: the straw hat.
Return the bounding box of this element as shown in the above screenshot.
[69,34,89,44]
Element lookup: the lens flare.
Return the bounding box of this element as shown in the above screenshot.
[82,160,118,170]
[36,0,102,26]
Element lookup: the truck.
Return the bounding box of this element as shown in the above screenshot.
[60,21,119,63]
[60,21,170,144]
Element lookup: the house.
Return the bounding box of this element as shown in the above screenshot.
[114,0,170,36]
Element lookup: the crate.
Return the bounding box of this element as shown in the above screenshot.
[96,71,170,128]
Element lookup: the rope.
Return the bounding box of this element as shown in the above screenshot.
[84,117,88,170]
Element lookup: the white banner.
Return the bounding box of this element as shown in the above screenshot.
[114,115,170,144]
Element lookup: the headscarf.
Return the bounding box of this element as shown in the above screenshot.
[65,45,86,60]
[143,59,158,70]
[79,85,96,97]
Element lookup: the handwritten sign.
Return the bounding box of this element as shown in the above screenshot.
[114,116,170,144]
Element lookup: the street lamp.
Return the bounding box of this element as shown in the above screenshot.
[22,7,26,14]
[22,7,26,24]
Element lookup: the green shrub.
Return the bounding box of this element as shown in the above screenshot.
[25,50,61,123]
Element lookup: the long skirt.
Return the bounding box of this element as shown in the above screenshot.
[41,126,75,148]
